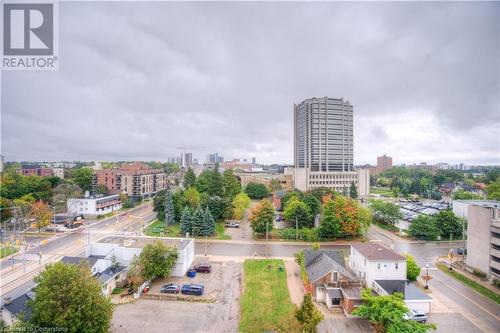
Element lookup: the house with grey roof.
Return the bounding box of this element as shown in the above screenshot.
[303,249,362,314]
[373,280,433,314]
[1,292,34,326]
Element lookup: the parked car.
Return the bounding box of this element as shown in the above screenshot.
[456,248,467,255]
[160,283,180,294]
[193,264,211,273]
[181,284,204,296]
[225,221,240,228]
[403,309,427,323]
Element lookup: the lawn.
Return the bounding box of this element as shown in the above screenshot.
[373,220,400,232]
[239,259,301,333]
[0,246,18,259]
[370,187,395,197]
[145,219,230,240]
[436,263,500,304]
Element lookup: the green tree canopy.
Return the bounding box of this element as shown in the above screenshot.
[434,210,464,238]
[452,189,483,200]
[350,182,358,199]
[245,182,269,200]
[30,261,113,333]
[295,294,324,333]
[222,169,242,200]
[73,167,93,192]
[486,178,500,200]
[406,254,421,281]
[208,164,224,197]
[201,206,216,236]
[232,192,251,220]
[191,207,205,236]
[183,167,197,189]
[184,186,201,209]
[164,189,175,226]
[249,198,275,234]
[409,215,440,240]
[138,241,178,281]
[353,289,408,328]
[284,197,312,228]
[303,193,321,217]
[370,200,403,226]
[201,194,230,221]
[180,206,193,236]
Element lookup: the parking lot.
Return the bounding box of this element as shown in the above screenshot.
[111,260,242,333]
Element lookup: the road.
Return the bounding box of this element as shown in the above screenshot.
[0,202,156,303]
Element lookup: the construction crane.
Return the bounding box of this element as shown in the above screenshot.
[175,145,205,167]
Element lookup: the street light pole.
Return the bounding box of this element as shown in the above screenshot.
[265,219,269,258]
[424,264,429,289]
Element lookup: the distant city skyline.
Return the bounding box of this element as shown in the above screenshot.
[2,2,499,165]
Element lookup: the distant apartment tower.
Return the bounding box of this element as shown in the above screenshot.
[252,157,256,164]
[183,153,193,168]
[290,97,369,196]
[206,153,219,164]
[376,155,393,174]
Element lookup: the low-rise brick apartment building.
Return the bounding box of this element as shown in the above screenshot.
[92,163,167,198]
[16,165,54,177]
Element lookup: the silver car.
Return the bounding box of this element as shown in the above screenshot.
[403,309,427,323]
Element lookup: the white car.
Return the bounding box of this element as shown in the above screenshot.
[403,309,427,323]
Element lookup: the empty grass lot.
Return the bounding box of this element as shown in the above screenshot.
[239,259,301,333]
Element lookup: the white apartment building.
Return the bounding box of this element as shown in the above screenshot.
[67,194,122,217]
[349,243,406,288]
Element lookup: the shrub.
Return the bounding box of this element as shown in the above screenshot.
[473,269,487,279]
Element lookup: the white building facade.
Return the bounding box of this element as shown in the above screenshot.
[348,243,406,288]
[67,194,122,217]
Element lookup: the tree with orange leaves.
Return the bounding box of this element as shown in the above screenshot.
[249,198,275,234]
[319,195,371,239]
[29,200,53,233]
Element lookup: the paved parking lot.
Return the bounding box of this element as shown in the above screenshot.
[318,318,374,333]
[111,261,242,333]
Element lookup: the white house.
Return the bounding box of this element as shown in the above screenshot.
[86,235,195,278]
[373,280,433,314]
[349,243,407,288]
[67,194,122,217]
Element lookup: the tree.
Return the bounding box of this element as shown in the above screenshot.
[409,215,439,240]
[208,164,224,197]
[30,261,113,333]
[406,254,421,281]
[164,162,181,174]
[201,207,216,236]
[184,186,201,209]
[319,196,366,239]
[370,200,403,226]
[172,190,186,222]
[164,189,175,227]
[52,183,82,209]
[353,289,408,330]
[73,168,93,192]
[434,210,463,238]
[191,207,205,236]
[29,201,53,232]
[183,168,197,189]
[283,197,312,228]
[180,206,193,236]
[153,189,167,221]
[138,241,178,281]
[194,170,213,193]
[96,184,108,195]
[295,294,324,333]
[232,192,251,220]
[303,193,321,217]
[222,169,242,200]
[268,179,283,192]
[281,190,304,209]
[245,182,269,199]
[350,182,358,199]
[387,319,436,333]
[202,195,230,221]
[452,189,483,200]
[249,198,275,234]
[486,178,500,200]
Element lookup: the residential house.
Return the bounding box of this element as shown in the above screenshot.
[373,280,433,313]
[349,243,406,288]
[1,292,34,326]
[303,249,363,315]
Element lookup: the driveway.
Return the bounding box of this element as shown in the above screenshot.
[318,318,374,333]
[284,261,305,305]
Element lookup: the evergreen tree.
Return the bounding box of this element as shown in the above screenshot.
[350,182,358,199]
[183,168,197,188]
[201,206,216,236]
[191,207,205,236]
[222,169,242,199]
[208,164,224,196]
[164,189,175,227]
[295,294,324,333]
[180,206,193,236]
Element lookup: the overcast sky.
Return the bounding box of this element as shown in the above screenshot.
[2,1,499,165]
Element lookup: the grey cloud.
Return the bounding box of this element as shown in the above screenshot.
[1,1,499,165]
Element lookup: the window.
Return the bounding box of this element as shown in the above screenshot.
[364,259,366,266]
[395,263,399,269]
[377,263,380,269]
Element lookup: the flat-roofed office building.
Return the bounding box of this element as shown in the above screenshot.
[290,97,369,196]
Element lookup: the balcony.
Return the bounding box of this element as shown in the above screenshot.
[491,248,500,260]
[491,236,500,247]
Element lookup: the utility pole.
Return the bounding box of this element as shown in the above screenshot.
[204,235,208,256]
[265,219,269,258]
[449,233,453,271]
[295,216,298,241]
